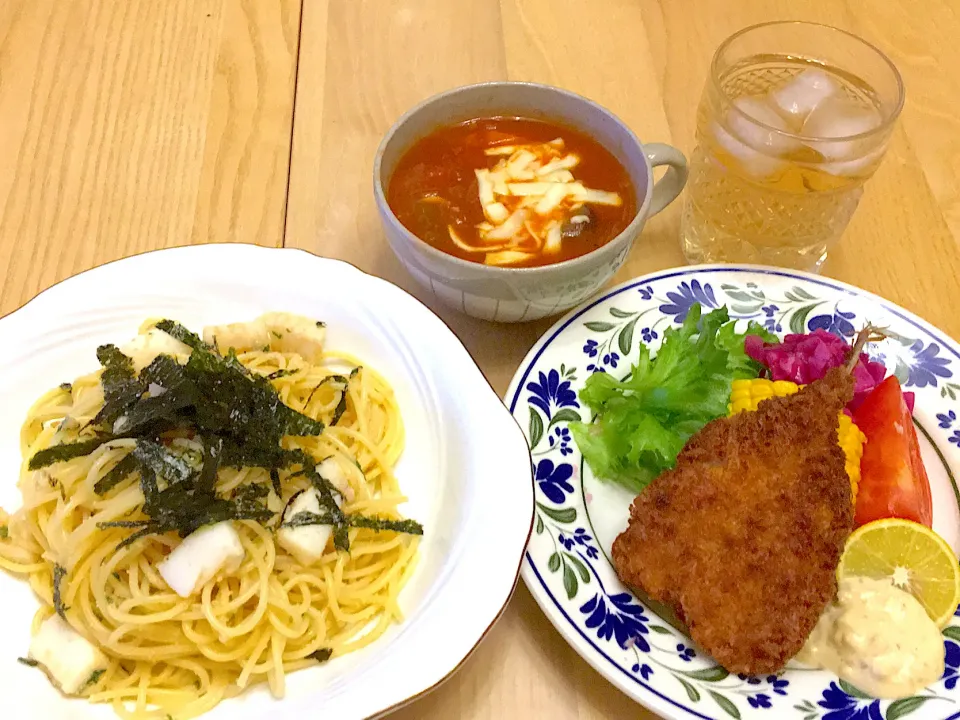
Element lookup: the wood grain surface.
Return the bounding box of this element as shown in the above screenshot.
[0,0,300,315]
[4,1,960,718]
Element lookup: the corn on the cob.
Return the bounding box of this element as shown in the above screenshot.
[728,378,865,504]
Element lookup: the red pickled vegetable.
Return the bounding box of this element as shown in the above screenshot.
[744,329,914,411]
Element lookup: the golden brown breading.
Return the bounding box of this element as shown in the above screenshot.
[612,368,855,675]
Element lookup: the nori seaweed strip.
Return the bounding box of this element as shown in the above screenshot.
[154,320,206,350]
[105,355,198,438]
[219,442,290,472]
[304,374,348,410]
[281,512,423,536]
[100,486,273,548]
[98,520,151,529]
[17,657,38,667]
[270,468,282,498]
[303,383,322,408]
[112,389,194,437]
[94,453,138,495]
[234,483,270,503]
[279,511,336,529]
[96,343,133,373]
[59,383,72,392]
[233,484,271,519]
[332,524,349,551]
[113,526,154,550]
[132,440,193,485]
[280,509,333,526]
[52,564,69,619]
[80,669,105,692]
[177,497,273,537]
[197,437,223,494]
[280,489,306,519]
[330,370,358,426]
[266,369,297,380]
[28,437,110,470]
[156,321,253,382]
[330,386,348,426]
[140,354,192,393]
[182,343,323,439]
[137,464,160,506]
[346,515,424,535]
[100,444,273,548]
[284,449,345,505]
[221,348,257,378]
[278,404,325,437]
[92,345,143,426]
[290,449,350,550]
[307,648,332,663]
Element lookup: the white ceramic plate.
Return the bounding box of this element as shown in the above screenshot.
[506,265,960,720]
[0,244,534,720]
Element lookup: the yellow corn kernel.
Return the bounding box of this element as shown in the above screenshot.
[837,413,865,503]
[728,378,800,414]
[728,378,863,505]
[773,380,801,396]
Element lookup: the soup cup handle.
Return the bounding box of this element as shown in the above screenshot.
[644,143,688,217]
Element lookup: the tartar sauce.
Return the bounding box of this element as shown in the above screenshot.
[797,576,944,698]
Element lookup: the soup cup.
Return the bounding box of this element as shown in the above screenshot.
[373,82,688,322]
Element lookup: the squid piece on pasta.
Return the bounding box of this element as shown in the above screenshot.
[120,327,192,371]
[203,312,327,363]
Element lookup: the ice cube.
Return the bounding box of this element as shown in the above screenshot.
[727,96,802,156]
[819,145,886,177]
[711,121,786,178]
[771,69,839,125]
[802,97,883,160]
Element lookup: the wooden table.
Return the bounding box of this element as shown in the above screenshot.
[2,1,959,718]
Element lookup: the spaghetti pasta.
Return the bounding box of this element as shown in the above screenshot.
[0,315,421,719]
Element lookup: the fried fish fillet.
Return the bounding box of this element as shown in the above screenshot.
[612,368,855,675]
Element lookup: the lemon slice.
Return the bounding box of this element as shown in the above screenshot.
[838,518,960,628]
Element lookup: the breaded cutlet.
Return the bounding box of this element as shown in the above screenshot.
[612,367,855,675]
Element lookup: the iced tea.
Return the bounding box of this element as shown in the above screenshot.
[680,24,904,271]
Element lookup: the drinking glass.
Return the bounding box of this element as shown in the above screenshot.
[679,21,904,271]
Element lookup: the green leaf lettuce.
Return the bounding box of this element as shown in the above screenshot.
[569,305,775,494]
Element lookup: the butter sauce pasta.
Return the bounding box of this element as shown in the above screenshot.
[0,313,422,719]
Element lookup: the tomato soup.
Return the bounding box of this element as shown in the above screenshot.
[386,117,636,268]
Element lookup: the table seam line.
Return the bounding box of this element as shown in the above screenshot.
[280,0,306,250]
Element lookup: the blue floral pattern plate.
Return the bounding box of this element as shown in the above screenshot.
[505,266,960,720]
